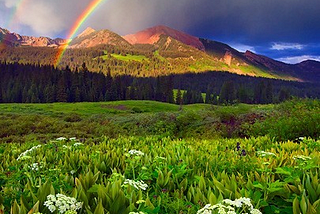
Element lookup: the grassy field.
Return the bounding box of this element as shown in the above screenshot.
[0,99,319,214]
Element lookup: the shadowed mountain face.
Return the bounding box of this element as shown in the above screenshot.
[0,25,319,82]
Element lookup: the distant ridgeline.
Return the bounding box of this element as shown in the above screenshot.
[0,62,319,104]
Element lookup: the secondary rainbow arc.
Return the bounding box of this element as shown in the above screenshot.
[1,0,27,46]
[54,0,106,66]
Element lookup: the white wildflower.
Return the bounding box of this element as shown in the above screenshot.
[62,145,71,150]
[197,204,214,214]
[128,150,144,156]
[129,212,147,214]
[73,142,83,147]
[29,162,42,171]
[17,145,41,161]
[293,155,312,161]
[198,197,261,214]
[69,137,77,141]
[124,179,148,190]
[256,151,276,157]
[251,209,262,214]
[44,194,82,214]
[56,137,67,141]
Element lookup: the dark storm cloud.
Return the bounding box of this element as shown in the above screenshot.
[0,0,319,62]
[91,0,320,45]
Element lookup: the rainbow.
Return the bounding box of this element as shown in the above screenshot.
[6,0,27,29]
[0,0,27,48]
[54,0,106,66]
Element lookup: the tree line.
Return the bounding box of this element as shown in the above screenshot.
[1,62,319,104]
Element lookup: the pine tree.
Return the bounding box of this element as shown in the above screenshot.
[219,81,235,104]
[56,77,68,102]
[176,88,182,105]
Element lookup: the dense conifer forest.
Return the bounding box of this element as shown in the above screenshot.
[1,62,320,104]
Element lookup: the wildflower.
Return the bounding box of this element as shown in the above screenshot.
[197,204,214,214]
[257,151,276,157]
[17,145,41,161]
[236,142,241,151]
[73,143,83,147]
[128,150,144,156]
[62,145,71,150]
[293,155,312,161]
[44,194,82,214]
[124,179,148,190]
[69,137,77,141]
[197,197,261,214]
[241,149,246,156]
[56,137,67,141]
[129,212,147,214]
[29,162,42,171]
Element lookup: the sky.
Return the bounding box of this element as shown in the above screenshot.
[0,0,319,64]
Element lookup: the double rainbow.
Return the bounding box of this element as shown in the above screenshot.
[5,0,27,29]
[2,0,106,66]
[54,0,106,66]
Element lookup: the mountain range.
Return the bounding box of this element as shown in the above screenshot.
[1,25,319,82]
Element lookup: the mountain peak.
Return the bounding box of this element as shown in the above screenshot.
[77,27,96,38]
[69,28,130,49]
[123,25,205,50]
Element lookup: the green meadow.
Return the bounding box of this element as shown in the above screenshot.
[0,99,319,214]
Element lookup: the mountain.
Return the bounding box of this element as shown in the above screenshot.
[244,51,320,82]
[0,27,67,47]
[69,27,131,48]
[0,25,319,82]
[123,25,205,50]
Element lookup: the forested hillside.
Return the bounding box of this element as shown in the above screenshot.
[1,62,319,104]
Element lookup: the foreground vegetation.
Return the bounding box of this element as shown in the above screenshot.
[1,136,319,214]
[0,99,319,214]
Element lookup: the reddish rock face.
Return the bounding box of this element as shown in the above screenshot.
[0,27,68,47]
[123,25,205,51]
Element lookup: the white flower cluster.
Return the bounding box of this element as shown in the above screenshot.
[129,212,147,214]
[73,142,83,147]
[29,162,42,171]
[17,145,41,161]
[197,197,262,214]
[128,150,145,156]
[56,137,78,141]
[293,155,312,161]
[124,179,148,190]
[44,194,83,214]
[256,151,276,157]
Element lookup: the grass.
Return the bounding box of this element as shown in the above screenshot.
[99,51,149,62]
[0,100,179,117]
[111,53,149,62]
[0,99,319,214]
[0,99,318,143]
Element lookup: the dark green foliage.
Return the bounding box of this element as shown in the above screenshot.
[0,62,320,105]
[245,99,320,141]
